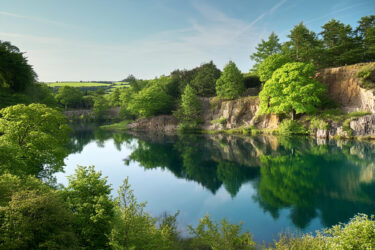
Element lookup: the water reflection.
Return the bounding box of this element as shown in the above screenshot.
[67,125,375,230]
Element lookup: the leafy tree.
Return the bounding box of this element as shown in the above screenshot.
[250,32,282,72]
[190,61,221,97]
[283,22,322,65]
[109,177,176,249]
[259,62,326,120]
[0,40,37,92]
[128,84,173,117]
[356,15,375,61]
[216,61,245,99]
[55,86,84,110]
[188,214,256,250]
[174,84,202,128]
[93,95,109,120]
[0,104,70,177]
[170,67,198,96]
[0,174,78,249]
[62,166,114,249]
[257,53,291,82]
[320,19,359,66]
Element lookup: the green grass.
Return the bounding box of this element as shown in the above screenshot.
[44,82,111,87]
[100,120,131,130]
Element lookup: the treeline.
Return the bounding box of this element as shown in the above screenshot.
[250,15,375,72]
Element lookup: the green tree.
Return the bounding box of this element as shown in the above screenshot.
[190,61,221,97]
[62,166,114,249]
[0,104,70,177]
[128,84,173,117]
[108,88,121,107]
[320,19,359,66]
[0,174,78,249]
[55,86,84,110]
[188,214,256,250]
[0,40,37,92]
[250,32,282,72]
[257,53,291,82]
[93,95,109,120]
[356,15,375,61]
[283,22,322,65]
[259,62,326,120]
[109,178,176,249]
[174,84,202,129]
[216,61,245,99]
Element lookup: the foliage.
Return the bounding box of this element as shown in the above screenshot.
[257,54,291,82]
[211,116,227,125]
[107,88,121,107]
[278,119,308,135]
[188,214,256,250]
[356,15,375,62]
[0,174,78,249]
[0,40,37,92]
[62,166,114,249]
[216,61,245,100]
[250,32,282,72]
[259,62,326,119]
[0,104,70,178]
[269,214,375,249]
[174,84,202,131]
[243,73,261,88]
[93,95,109,120]
[127,84,173,117]
[357,64,375,89]
[55,86,84,110]
[190,61,221,97]
[282,22,322,65]
[109,177,177,249]
[309,118,329,131]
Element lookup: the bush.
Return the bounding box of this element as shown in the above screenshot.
[243,74,261,88]
[309,118,329,130]
[278,119,308,135]
[357,64,375,89]
[211,116,227,125]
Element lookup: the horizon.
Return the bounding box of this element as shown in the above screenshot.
[1,0,374,82]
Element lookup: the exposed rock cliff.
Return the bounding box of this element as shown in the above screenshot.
[126,115,178,132]
[316,63,375,113]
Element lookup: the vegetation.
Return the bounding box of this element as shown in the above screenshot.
[259,62,326,120]
[174,84,202,130]
[216,61,245,99]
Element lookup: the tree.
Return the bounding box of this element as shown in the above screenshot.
[250,32,282,72]
[0,40,37,92]
[128,84,173,117]
[62,166,114,249]
[0,104,70,177]
[257,53,291,82]
[216,61,245,99]
[0,174,78,249]
[320,19,359,66]
[109,178,176,249]
[283,22,322,65]
[356,15,375,61]
[258,62,326,120]
[190,61,221,97]
[174,84,202,129]
[93,95,109,120]
[188,214,256,250]
[55,86,83,110]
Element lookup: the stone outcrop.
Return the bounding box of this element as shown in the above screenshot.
[316,63,375,113]
[126,115,178,132]
[350,114,375,136]
[202,96,260,130]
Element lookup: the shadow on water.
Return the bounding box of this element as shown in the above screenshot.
[68,124,375,230]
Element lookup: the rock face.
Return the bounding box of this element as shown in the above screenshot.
[350,115,375,136]
[316,63,375,113]
[126,115,178,132]
[202,96,260,130]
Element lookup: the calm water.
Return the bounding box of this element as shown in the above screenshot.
[55,124,375,243]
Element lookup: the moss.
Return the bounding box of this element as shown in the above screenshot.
[210,117,227,125]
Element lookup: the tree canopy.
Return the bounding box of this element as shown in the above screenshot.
[259,62,326,119]
[250,32,282,72]
[216,61,245,99]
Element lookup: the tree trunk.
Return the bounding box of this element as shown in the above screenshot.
[291,110,296,120]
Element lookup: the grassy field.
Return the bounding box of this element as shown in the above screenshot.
[45,82,111,87]
[42,81,129,93]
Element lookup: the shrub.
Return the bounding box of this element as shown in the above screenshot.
[243,74,261,88]
[278,119,308,135]
[310,118,329,130]
[211,117,227,125]
[357,64,375,89]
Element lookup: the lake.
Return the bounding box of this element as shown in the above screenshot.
[55,124,375,243]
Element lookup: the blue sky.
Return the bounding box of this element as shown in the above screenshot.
[1,0,374,81]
